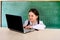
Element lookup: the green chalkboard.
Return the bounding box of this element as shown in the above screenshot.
[30,2,60,28]
[2,1,60,28]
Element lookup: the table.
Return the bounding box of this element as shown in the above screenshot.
[0,27,60,40]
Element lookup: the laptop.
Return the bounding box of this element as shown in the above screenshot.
[6,14,34,33]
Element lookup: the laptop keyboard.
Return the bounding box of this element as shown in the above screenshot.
[23,28,35,33]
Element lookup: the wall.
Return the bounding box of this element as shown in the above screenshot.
[2,0,60,1]
[0,1,1,27]
[2,1,60,28]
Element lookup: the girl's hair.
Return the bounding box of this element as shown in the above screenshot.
[27,8,39,26]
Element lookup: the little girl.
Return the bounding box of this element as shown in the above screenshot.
[23,8,46,31]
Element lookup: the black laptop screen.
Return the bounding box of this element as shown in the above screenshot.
[6,14,24,32]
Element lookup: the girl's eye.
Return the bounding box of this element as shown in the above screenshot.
[29,15,33,17]
[31,15,33,17]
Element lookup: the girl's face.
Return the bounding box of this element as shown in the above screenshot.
[28,12,38,22]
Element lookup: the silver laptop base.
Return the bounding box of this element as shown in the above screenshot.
[23,28,35,33]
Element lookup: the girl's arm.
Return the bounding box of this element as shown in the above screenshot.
[23,20,28,27]
[32,21,46,30]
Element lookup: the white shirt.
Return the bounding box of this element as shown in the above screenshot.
[23,20,46,30]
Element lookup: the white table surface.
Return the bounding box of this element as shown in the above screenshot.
[0,27,60,40]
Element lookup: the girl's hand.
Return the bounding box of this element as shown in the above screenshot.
[24,25,32,29]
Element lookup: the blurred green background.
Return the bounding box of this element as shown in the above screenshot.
[2,1,60,28]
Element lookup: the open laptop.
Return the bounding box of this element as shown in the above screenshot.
[6,14,34,33]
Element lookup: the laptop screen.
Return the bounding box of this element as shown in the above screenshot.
[6,14,24,33]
